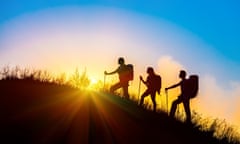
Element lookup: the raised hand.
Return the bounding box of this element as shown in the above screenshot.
[104,71,108,75]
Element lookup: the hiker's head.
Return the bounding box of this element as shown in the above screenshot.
[147,67,154,75]
[118,57,125,65]
[179,70,186,79]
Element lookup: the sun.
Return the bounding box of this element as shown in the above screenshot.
[87,76,103,90]
[89,76,98,85]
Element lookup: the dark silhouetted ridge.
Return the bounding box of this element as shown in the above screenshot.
[0,79,238,144]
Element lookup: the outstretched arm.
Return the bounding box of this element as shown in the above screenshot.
[104,68,118,75]
[165,81,181,91]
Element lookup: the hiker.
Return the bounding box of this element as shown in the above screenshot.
[104,57,133,99]
[139,67,161,112]
[165,70,192,123]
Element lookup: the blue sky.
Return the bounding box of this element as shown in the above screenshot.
[1,0,240,61]
[1,0,240,84]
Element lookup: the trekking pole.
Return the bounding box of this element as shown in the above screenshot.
[138,78,141,104]
[103,73,106,91]
[165,90,168,115]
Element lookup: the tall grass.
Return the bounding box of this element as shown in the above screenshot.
[0,66,91,89]
[0,66,239,143]
[191,111,240,143]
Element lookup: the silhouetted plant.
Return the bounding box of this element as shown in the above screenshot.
[89,80,104,91]
[191,111,240,143]
[0,65,10,79]
[54,73,67,85]
[10,66,21,79]
[0,66,54,82]
[140,99,152,110]
[39,70,52,82]
[69,68,90,89]
[31,69,42,80]
[20,68,31,79]
[209,118,240,143]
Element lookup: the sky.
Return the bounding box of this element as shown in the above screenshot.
[0,0,240,133]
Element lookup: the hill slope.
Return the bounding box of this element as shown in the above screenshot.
[0,79,238,144]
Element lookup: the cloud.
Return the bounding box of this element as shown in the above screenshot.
[198,75,232,116]
[157,55,240,132]
[194,75,240,131]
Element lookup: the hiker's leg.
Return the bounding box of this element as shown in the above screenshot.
[110,82,121,93]
[140,90,150,106]
[150,92,157,112]
[183,99,191,123]
[170,97,182,118]
[122,83,129,99]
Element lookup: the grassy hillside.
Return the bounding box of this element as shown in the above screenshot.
[0,79,239,144]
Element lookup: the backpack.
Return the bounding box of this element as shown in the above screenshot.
[185,75,199,99]
[153,75,162,94]
[125,64,134,81]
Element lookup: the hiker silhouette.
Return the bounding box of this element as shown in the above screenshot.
[139,67,161,112]
[165,70,193,123]
[104,57,133,99]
